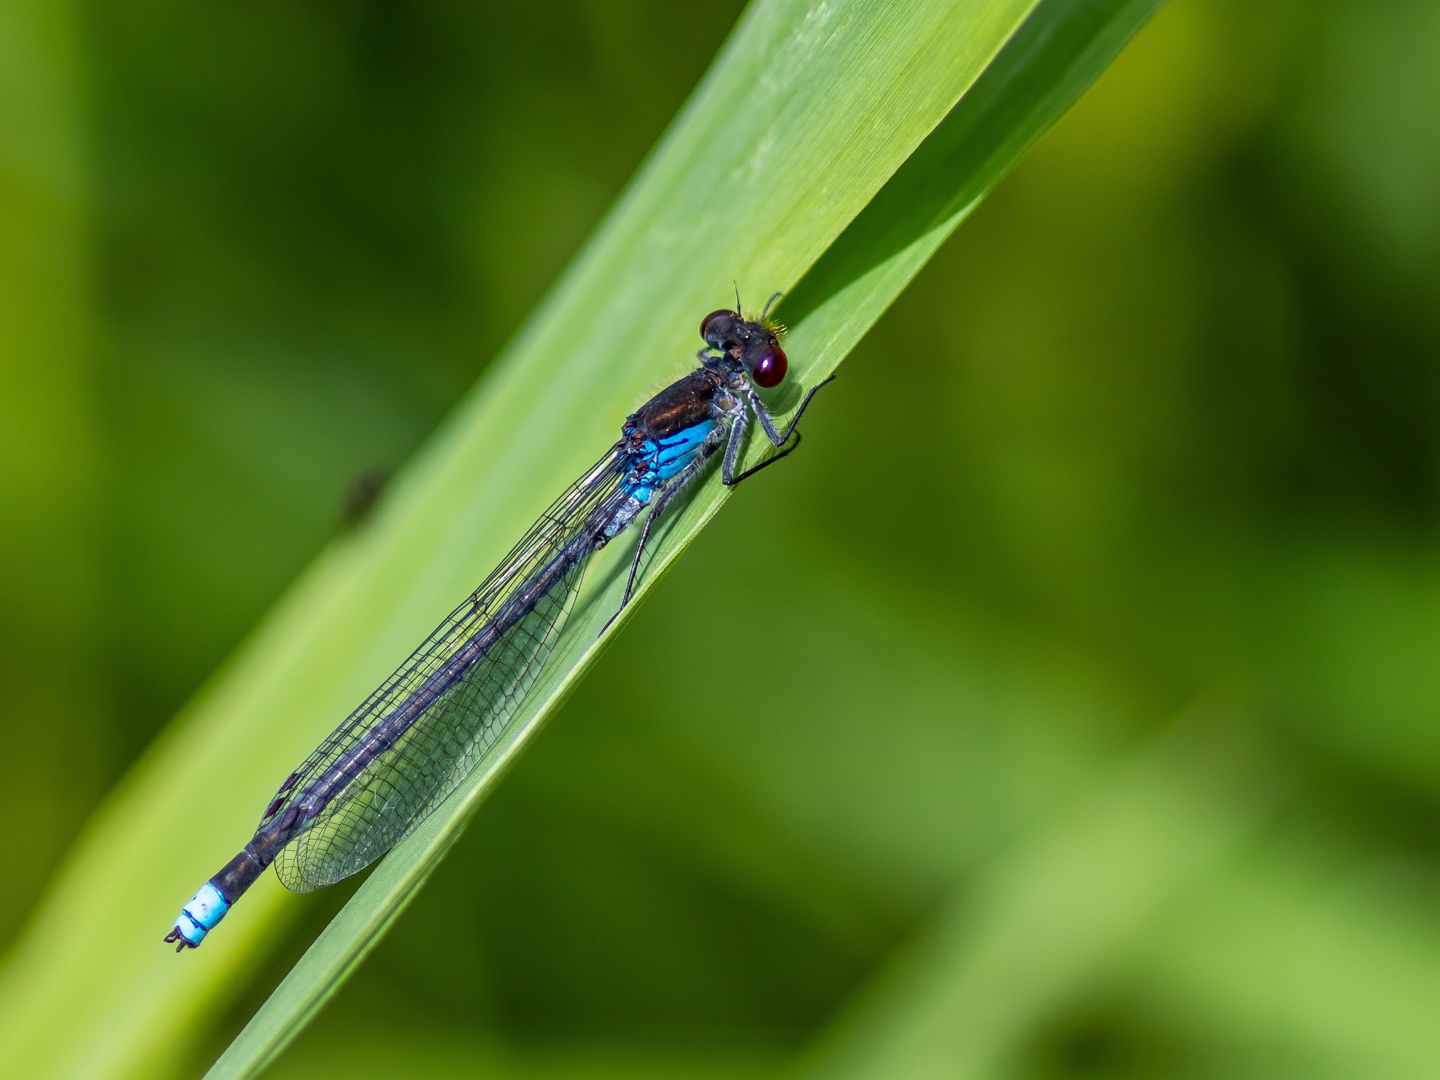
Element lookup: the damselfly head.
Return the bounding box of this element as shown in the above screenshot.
[701,308,788,388]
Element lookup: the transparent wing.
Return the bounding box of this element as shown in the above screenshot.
[261,446,631,892]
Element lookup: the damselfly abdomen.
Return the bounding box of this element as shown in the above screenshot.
[167,297,829,950]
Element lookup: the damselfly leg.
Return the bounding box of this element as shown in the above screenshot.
[722,374,834,485]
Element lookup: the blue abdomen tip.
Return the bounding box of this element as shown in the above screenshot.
[169,881,229,950]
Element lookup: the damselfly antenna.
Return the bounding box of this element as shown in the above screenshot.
[762,291,782,320]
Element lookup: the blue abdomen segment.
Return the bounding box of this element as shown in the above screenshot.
[171,881,229,948]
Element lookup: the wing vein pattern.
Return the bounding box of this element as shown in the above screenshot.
[265,446,629,891]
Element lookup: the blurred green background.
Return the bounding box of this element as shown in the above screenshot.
[4,0,1440,1076]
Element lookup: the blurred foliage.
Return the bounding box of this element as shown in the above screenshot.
[0,0,103,945]
[2,0,1440,1077]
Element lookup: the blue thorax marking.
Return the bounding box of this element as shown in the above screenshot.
[625,420,714,503]
[650,421,713,478]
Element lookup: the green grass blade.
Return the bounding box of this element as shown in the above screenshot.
[209,2,1164,1076]
[783,0,1167,341]
[0,2,1162,1079]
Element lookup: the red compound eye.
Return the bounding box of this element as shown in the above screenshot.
[751,344,787,387]
[701,309,738,341]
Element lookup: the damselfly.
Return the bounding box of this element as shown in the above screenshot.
[167,296,829,950]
